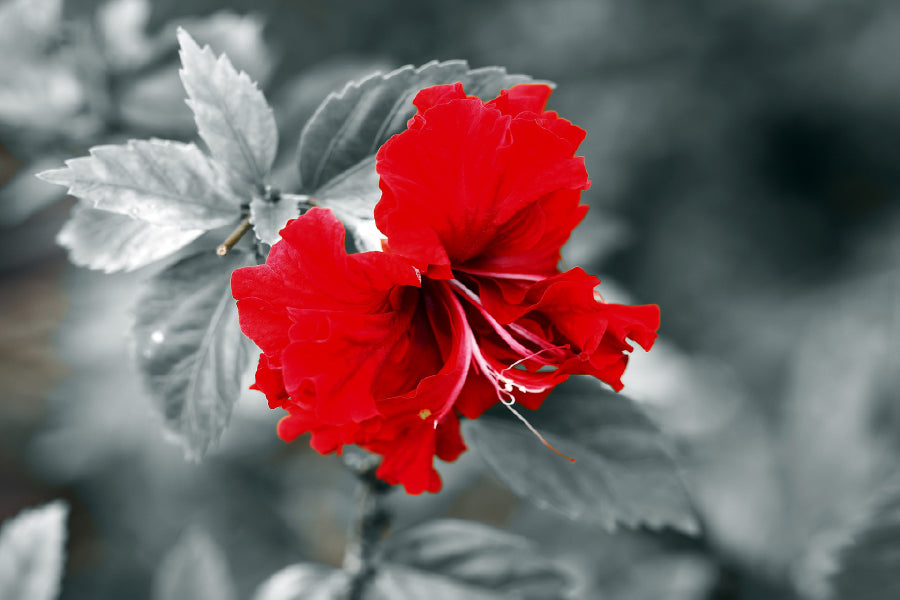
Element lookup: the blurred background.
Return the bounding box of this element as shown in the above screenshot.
[1,0,899,598]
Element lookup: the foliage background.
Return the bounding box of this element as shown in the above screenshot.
[2,0,899,598]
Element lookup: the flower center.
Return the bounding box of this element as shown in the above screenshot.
[445,278,575,462]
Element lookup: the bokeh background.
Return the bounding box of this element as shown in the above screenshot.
[2,0,899,598]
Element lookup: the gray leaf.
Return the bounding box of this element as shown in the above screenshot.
[57,202,204,273]
[315,157,383,252]
[249,193,302,246]
[381,519,572,600]
[38,139,241,230]
[252,563,348,600]
[371,566,502,600]
[178,27,277,189]
[166,12,272,85]
[152,527,236,600]
[0,500,68,600]
[133,249,255,459]
[298,60,536,191]
[830,480,900,600]
[464,379,699,533]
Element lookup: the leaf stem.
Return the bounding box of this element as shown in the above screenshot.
[342,454,392,600]
[216,217,252,256]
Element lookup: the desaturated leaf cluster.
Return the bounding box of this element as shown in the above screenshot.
[0,0,270,226]
[251,519,571,600]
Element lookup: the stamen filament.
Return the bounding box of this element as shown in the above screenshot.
[502,400,576,463]
[447,279,542,360]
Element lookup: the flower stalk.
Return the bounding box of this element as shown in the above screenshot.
[343,452,392,600]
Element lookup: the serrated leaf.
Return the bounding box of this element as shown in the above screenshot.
[829,481,900,600]
[177,27,277,189]
[57,202,204,273]
[167,12,272,84]
[297,60,536,191]
[0,500,68,600]
[315,157,382,252]
[38,139,241,230]
[464,379,698,533]
[249,193,302,246]
[251,563,348,600]
[380,519,571,600]
[152,527,236,600]
[133,249,255,459]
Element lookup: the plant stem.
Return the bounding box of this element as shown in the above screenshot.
[343,459,392,600]
[216,216,252,256]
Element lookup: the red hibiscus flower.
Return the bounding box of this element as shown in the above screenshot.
[231,82,659,494]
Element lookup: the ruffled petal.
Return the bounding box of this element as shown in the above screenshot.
[233,208,426,425]
[250,354,289,408]
[475,268,659,391]
[371,423,442,494]
[376,84,589,281]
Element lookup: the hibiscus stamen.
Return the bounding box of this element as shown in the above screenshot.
[447,279,538,357]
[501,399,575,463]
[498,346,566,381]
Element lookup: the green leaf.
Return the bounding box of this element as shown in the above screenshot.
[829,481,900,600]
[251,563,348,600]
[152,527,236,600]
[177,27,277,189]
[379,519,572,600]
[133,249,255,459]
[464,379,699,533]
[0,500,68,600]
[38,139,241,230]
[249,193,302,246]
[297,60,536,191]
[315,157,382,252]
[57,202,204,273]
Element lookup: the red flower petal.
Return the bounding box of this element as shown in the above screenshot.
[376,84,589,281]
[233,208,425,425]
[476,267,659,391]
[250,354,289,409]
